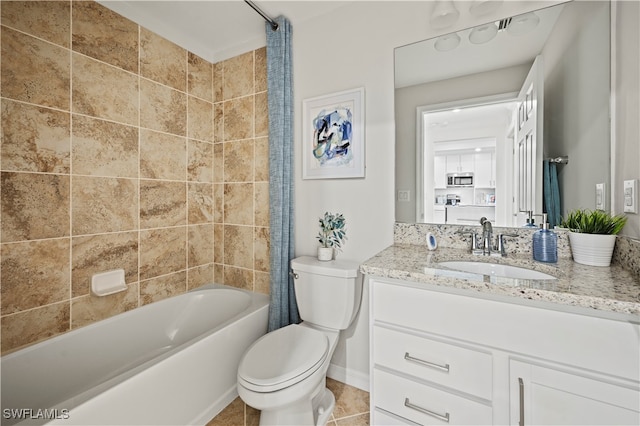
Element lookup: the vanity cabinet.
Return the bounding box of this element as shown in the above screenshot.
[369,277,640,425]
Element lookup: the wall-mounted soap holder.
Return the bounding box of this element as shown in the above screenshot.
[91,269,127,297]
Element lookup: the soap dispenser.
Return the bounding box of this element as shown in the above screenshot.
[532,213,558,263]
[523,211,538,228]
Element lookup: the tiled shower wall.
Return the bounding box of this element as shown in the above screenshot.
[0,1,270,354]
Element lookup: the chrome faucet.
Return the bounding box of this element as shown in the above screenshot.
[458,222,517,257]
[480,217,493,256]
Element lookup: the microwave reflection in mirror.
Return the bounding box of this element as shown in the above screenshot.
[447,173,474,187]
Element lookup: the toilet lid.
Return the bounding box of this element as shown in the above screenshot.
[238,325,329,392]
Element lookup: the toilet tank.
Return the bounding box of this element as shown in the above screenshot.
[290,256,362,330]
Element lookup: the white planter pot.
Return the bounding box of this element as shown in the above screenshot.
[317,247,334,261]
[568,232,617,267]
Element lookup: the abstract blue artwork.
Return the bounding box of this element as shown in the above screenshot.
[312,107,353,166]
[302,88,365,179]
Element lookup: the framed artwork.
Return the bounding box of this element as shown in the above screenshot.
[302,87,365,179]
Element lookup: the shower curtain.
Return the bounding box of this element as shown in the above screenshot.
[266,16,300,332]
[543,159,561,228]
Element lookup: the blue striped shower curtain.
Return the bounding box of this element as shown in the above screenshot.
[266,16,300,331]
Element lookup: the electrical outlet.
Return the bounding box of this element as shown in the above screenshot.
[623,179,638,214]
[397,190,411,202]
[595,183,605,211]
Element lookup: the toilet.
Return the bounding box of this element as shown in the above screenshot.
[237,256,362,426]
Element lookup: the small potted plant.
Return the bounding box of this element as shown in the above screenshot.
[560,209,627,266]
[316,212,347,261]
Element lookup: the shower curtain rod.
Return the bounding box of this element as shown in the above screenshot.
[547,156,569,164]
[244,0,279,31]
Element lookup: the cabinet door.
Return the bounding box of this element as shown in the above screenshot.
[459,154,474,173]
[433,207,445,224]
[434,155,447,188]
[474,152,495,188]
[445,154,460,174]
[446,154,475,173]
[510,360,640,425]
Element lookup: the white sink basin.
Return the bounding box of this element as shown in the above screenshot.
[438,261,556,280]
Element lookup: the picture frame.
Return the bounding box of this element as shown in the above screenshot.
[302,87,365,179]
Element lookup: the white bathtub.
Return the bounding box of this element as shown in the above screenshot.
[1,284,269,426]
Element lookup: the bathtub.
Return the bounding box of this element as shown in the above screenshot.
[1,284,269,426]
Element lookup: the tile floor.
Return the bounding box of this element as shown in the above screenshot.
[206,378,370,426]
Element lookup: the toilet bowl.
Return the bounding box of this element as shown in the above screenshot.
[238,323,339,425]
[237,256,362,426]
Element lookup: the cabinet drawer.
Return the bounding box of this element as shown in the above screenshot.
[373,326,492,399]
[372,408,421,425]
[373,368,492,425]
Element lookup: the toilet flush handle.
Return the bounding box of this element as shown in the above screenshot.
[289,271,299,280]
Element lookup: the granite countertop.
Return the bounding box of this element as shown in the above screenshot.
[361,244,640,317]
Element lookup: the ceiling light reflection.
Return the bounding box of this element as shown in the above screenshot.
[507,12,540,36]
[434,32,461,52]
[469,23,498,44]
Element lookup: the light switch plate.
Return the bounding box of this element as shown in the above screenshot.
[623,179,638,213]
[595,183,605,210]
[397,190,411,202]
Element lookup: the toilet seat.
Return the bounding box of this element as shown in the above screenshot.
[238,324,329,393]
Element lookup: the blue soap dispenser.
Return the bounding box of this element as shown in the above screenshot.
[532,213,558,263]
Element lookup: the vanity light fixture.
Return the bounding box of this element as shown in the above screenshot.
[507,12,540,36]
[430,0,460,29]
[469,23,498,44]
[434,32,461,52]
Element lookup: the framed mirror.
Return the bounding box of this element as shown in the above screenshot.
[395,1,611,228]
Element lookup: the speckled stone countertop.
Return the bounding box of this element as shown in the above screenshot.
[361,244,640,317]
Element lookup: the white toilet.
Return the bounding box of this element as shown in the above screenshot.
[237,256,362,426]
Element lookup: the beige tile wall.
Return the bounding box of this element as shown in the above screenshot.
[0,1,269,354]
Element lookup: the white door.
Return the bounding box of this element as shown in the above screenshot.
[514,56,544,226]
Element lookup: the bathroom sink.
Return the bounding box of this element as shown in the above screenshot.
[437,261,556,280]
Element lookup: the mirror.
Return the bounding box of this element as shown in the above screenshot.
[395,1,611,227]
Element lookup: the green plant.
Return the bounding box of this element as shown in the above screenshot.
[560,209,627,235]
[317,212,347,249]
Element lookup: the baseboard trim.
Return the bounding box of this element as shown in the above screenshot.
[327,363,370,392]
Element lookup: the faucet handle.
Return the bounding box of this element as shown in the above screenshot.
[496,233,519,256]
[457,230,479,251]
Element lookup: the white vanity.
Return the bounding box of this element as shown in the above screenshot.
[363,243,640,425]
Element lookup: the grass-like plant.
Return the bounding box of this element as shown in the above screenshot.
[560,209,627,235]
[317,212,347,249]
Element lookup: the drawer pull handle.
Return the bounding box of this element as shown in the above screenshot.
[518,377,525,426]
[404,397,450,423]
[404,352,450,372]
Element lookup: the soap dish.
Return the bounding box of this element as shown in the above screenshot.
[91,269,127,297]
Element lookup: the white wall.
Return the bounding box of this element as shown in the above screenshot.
[543,1,611,215]
[292,0,558,390]
[613,0,640,239]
